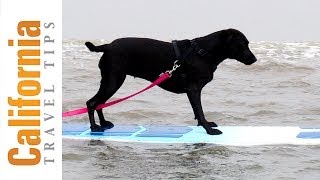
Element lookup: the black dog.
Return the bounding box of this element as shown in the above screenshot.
[85,29,257,135]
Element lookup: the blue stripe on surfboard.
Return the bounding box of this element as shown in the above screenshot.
[63,124,141,136]
[91,125,141,136]
[63,125,193,138]
[62,124,89,135]
[137,126,192,138]
[297,131,320,139]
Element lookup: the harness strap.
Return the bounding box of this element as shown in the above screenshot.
[172,39,209,66]
[172,40,181,60]
[190,40,208,56]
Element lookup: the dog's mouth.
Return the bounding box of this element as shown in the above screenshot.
[244,59,257,65]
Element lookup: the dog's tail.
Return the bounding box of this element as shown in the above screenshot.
[85,42,109,52]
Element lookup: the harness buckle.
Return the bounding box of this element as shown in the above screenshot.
[166,60,180,77]
[198,49,206,56]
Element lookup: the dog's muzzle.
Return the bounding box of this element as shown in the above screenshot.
[244,54,257,65]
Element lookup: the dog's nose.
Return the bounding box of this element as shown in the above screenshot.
[251,56,257,63]
[245,55,257,65]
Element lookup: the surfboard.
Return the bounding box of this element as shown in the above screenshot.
[62,123,320,146]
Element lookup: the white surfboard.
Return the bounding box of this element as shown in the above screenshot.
[62,124,320,146]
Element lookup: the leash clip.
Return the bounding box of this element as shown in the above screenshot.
[166,60,180,77]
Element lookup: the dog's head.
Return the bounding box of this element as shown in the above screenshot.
[223,29,257,65]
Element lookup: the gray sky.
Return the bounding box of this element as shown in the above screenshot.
[63,0,320,42]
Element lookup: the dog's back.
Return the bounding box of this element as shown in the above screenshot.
[86,38,177,81]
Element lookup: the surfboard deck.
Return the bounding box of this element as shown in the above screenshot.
[62,123,320,146]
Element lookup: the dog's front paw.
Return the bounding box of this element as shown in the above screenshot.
[100,120,114,129]
[90,124,105,132]
[206,128,222,135]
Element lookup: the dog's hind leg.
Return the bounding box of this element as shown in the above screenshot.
[187,90,222,135]
[87,72,126,132]
[87,87,106,132]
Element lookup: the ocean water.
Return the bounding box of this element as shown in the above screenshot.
[62,40,320,179]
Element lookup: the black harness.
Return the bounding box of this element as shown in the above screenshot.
[172,39,209,66]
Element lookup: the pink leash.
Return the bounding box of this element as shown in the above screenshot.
[62,72,171,118]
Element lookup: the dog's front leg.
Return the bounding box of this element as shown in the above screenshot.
[186,90,222,135]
